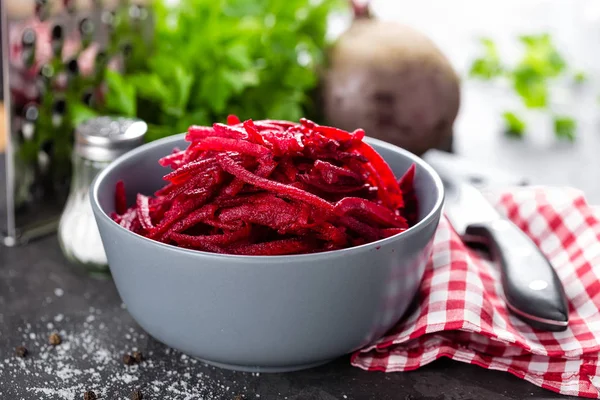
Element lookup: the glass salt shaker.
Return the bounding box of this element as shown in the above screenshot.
[58,117,147,277]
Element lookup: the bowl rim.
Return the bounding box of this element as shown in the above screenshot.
[90,133,444,261]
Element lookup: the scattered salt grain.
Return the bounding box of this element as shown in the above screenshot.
[54,288,64,297]
[4,315,232,400]
[118,373,138,384]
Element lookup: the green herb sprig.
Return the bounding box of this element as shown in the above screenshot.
[469,33,581,141]
[98,0,345,142]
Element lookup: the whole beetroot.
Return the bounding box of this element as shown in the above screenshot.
[322,1,461,155]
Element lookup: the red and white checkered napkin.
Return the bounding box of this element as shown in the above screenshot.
[351,187,600,398]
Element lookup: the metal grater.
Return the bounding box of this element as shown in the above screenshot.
[1,0,153,246]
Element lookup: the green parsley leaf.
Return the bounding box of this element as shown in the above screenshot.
[99,0,345,141]
[502,111,526,137]
[198,69,236,114]
[68,102,99,127]
[104,69,137,117]
[169,65,194,114]
[469,38,504,80]
[129,73,169,103]
[225,44,253,70]
[512,65,548,108]
[553,116,576,141]
[574,71,587,83]
[17,140,39,164]
[518,34,566,78]
[469,32,584,142]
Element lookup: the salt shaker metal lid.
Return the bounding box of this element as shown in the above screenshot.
[75,116,148,162]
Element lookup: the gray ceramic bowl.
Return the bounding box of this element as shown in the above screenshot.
[90,134,444,373]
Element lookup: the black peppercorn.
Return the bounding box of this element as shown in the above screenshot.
[132,351,143,364]
[122,353,135,366]
[131,389,143,400]
[15,346,28,358]
[83,390,97,400]
[49,333,62,346]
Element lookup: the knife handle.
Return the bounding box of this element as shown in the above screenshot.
[465,220,569,331]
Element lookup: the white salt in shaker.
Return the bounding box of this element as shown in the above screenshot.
[58,117,147,276]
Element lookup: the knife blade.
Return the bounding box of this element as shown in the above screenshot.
[440,175,569,332]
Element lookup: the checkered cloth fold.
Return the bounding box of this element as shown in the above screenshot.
[351,187,600,398]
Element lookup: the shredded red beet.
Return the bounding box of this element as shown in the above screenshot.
[112,117,419,255]
[115,180,127,216]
